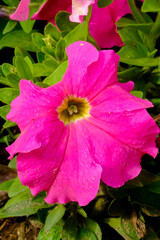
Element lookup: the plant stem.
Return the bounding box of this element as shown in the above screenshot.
[128,0,146,23]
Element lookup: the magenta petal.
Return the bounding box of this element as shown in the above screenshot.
[17,125,69,195]
[89,0,131,48]
[78,120,143,187]
[7,80,65,131]
[9,0,31,21]
[6,116,64,159]
[90,82,153,112]
[63,41,119,98]
[45,122,102,206]
[70,0,95,22]
[89,109,159,158]
[32,0,71,22]
[62,41,99,95]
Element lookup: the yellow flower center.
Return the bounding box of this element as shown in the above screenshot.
[57,96,90,124]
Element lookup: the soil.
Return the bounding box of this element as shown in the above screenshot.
[0,145,42,240]
[0,217,42,240]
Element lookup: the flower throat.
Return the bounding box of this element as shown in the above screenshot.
[57,96,90,124]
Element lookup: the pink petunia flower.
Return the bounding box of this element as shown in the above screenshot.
[6,41,159,206]
[89,0,131,48]
[10,0,130,48]
[9,0,94,22]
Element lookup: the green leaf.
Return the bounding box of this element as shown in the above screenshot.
[132,188,160,207]
[2,63,14,76]
[41,46,56,58]
[131,90,143,98]
[0,76,11,87]
[43,61,68,85]
[3,120,16,128]
[14,47,35,62]
[0,178,15,191]
[8,156,17,169]
[24,56,34,75]
[0,30,38,52]
[37,221,63,240]
[37,52,45,63]
[0,68,19,88]
[0,76,19,88]
[97,0,113,8]
[20,7,37,33]
[118,67,141,80]
[44,204,66,232]
[55,11,78,32]
[8,177,29,197]
[0,104,10,120]
[118,45,147,60]
[77,207,87,218]
[0,190,51,218]
[121,214,144,240]
[7,74,21,88]
[62,215,78,239]
[64,21,88,47]
[3,20,17,35]
[141,204,160,217]
[0,88,19,104]
[118,27,148,52]
[78,228,97,240]
[83,218,102,240]
[2,0,19,6]
[116,17,153,34]
[145,181,160,194]
[150,98,160,105]
[32,32,45,49]
[44,23,61,42]
[105,217,134,240]
[15,56,33,80]
[33,61,58,77]
[142,0,160,12]
[119,55,160,67]
[56,39,66,61]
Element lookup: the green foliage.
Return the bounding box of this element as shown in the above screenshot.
[0,88,19,104]
[0,190,52,218]
[44,205,66,232]
[0,1,160,239]
[97,0,113,8]
[142,0,160,12]
[3,20,18,35]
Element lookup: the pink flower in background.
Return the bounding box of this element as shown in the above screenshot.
[10,0,130,48]
[10,0,30,21]
[6,41,159,206]
[10,0,94,22]
[89,0,131,48]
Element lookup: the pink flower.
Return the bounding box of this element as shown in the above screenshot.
[10,0,130,48]
[10,0,31,21]
[89,0,131,48]
[6,41,159,206]
[9,0,94,22]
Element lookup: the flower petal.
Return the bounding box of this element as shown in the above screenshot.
[31,0,71,22]
[90,82,153,111]
[17,124,69,195]
[89,109,159,158]
[70,0,95,22]
[9,0,31,21]
[78,120,143,187]
[63,41,119,98]
[89,0,131,48]
[6,115,64,159]
[45,122,102,206]
[7,80,65,131]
